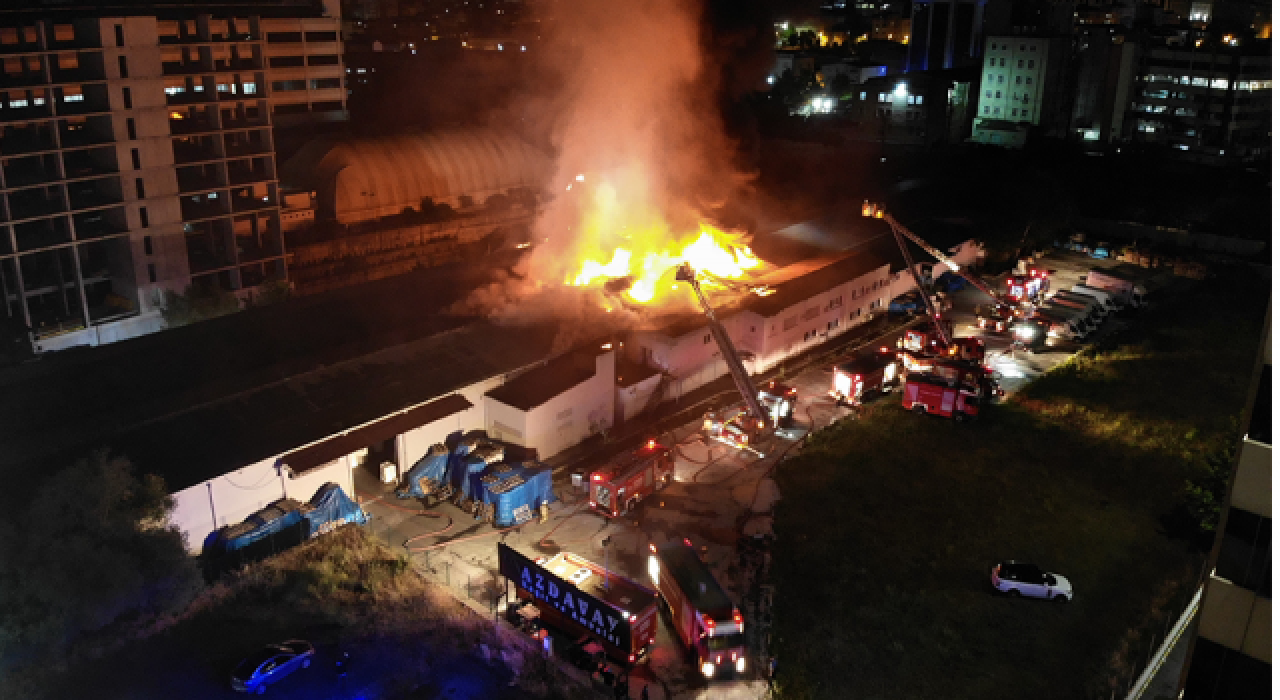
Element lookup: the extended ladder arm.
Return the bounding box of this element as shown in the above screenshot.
[882,213,1005,304]
[676,263,770,426]
[883,216,952,346]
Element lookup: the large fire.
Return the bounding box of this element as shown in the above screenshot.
[565,182,761,306]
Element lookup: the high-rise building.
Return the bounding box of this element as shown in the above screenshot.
[905,0,988,73]
[1178,300,1271,699]
[0,2,344,354]
[1130,37,1270,163]
[1070,25,1140,146]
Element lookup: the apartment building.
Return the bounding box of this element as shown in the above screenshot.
[1131,39,1270,163]
[970,35,1071,147]
[1179,300,1271,699]
[261,17,347,127]
[0,2,343,354]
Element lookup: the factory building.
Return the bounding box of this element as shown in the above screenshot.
[96,225,982,553]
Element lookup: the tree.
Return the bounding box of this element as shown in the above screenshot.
[0,451,201,662]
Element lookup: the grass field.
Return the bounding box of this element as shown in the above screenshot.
[6,527,591,700]
[770,271,1267,700]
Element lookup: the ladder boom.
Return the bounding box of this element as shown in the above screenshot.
[884,215,952,346]
[885,214,1004,303]
[677,264,769,425]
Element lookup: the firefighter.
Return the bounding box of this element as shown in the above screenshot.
[538,501,549,524]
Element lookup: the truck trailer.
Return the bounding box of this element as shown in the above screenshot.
[1069,284,1123,313]
[649,539,747,678]
[589,440,675,517]
[500,543,659,665]
[1086,267,1149,308]
[1031,307,1089,340]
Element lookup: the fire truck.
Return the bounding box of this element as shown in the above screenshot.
[588,439,675,517]
[830,347,900,406]
[500,543,660,666]
[1006,270,1050,303]
[902,372,982,420]
[649,539,747,678]
[899,326,986,364]
[756,381,797,429]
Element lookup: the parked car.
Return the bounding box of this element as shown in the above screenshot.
[231,639,315,694]
[990,561,1074,602]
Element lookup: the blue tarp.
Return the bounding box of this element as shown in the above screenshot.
[217,498,306,553]
[456,455,491,502]
[212,484,366,554]
[303,482,368,536]
[398,450,450,499]
[889,293,925,314]
[480,463,556,526]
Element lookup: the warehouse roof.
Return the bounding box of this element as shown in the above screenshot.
[280,393,473,474]
[739,243,894,318]
[280,128,551,224]
[485,350,603,411]
[107,321,558,493]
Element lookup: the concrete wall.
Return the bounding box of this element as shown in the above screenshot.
[169,453,351,553]
[617,373,663,423]
[486,352,615,458]
[757,263,891,369]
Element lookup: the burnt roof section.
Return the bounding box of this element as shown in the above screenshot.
[106,320,558,493]
[281,394,473,474]
[486,350,602,411]
[657,542,735,620]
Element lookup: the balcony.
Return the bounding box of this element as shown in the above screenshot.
[58,127,113,149]
[63,152,117,181]
[73,207,127,241]
[177,169,226,194]
[13,218,72,252]
[227,163,272,186]
[213,59,263,72]
[223,139,270,158]
[67,182,122,212]
[0,71,50,90]
[6,188,66,222]
[49,67,107,85]
[165,89,216,106]
[232,193,275,213]
[0,103,55,123]
[162,61,214,76]
[169,117,217,136]
[0,131,57,156]
[172,140,222,164]
[56,98,113,117]
[3,162,61,190]
[221,115,269,131]
[180,193,230,221]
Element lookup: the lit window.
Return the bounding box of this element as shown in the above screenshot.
[859,91,866,100]
[242,82,256,94]
[8,98,27,108]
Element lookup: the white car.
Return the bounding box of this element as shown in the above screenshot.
[991,561,1074,602]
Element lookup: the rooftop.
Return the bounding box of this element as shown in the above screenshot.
[486,349,603,411]
[108,320,558,493]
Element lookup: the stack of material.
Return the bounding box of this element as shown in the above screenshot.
[480,462,556,527]
[397,443,450,499]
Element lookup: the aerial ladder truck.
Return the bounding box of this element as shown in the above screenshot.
[675,263,779,449]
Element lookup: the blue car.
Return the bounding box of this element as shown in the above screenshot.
[231,640,315,694]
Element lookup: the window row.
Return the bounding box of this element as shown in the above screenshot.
[982,106,1030,118]
[989,42,1038,52]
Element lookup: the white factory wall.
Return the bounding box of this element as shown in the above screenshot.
[487,352,616,459]
[617,372,664,423]
[485,398,530,448]
[756,263,892,369]
[170,454,352,554]
[630,313,765,403]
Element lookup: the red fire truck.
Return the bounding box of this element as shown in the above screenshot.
[902,372,982,420]
[757,381,797,428]
[1006,270,1050,303]
[899,326,985,363]
[649,539,747,678]
[500,543,660,666]
[830,347,900,406]
[589,440,674,517]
